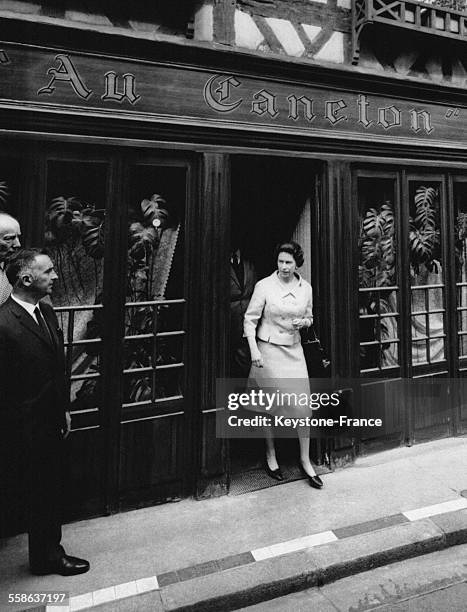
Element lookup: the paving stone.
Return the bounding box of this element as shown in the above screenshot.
[321,543,467,612]
[379,582,467,611]
[333,513,408,539]
[90,590,164,612]
[309,518,446,583]
[176,560,220,581]
[429,508,467,546]
[160,551,320,612]
[217,552,255,571]
[157,571,179,587]
[237,587,337,611]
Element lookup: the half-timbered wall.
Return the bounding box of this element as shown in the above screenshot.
[1,0,466,87]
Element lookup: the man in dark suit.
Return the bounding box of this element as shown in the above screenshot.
[0,248,89,576]
[230,246,256,377]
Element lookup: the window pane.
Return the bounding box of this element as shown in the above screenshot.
[45,160,107,414]
[454,181,467,358]
[358,177,400,373]
[409,181,445,365]
[122,165,186,408]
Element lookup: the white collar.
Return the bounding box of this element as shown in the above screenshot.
[11,293,41,320]
[272,271,302,297]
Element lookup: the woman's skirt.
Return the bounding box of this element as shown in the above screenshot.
[247,339,311,418]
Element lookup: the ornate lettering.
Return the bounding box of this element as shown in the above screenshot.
[200,76,438,138]
[204,74,242,112]
[325,99,347,125]
[357,94,373,128]
[251,89,278,118]
[445,108,460,118]
[377,105,402,130]
[287,95,315,122]
[410,109,434,134]
[37,54,92,100]
[101,72,140,104]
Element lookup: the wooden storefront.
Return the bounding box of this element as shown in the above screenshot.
[0,19,466,531]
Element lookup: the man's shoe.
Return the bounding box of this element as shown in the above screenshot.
[31,555,90,576]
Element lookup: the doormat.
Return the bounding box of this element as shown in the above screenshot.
[229,464,329,496]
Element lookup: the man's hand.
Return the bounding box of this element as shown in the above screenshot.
[63,411,71,439]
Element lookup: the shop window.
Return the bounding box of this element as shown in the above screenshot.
[44,160,107,421]
[42,157,186,422]
[408,180,446,365]
[358,176,400,373]
[122,164,185,413]
[454,180,467,358]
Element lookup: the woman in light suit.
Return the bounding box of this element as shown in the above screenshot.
[244,241,323,489]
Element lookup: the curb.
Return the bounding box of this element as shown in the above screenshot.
[88,508,467,612]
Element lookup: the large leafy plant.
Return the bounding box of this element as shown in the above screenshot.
[359,202,395,289]
[359,186,443,289]
[408,186,440,274]
[44,193,179,408]
[359,185,467,366]
[360,185,467,285]
[45,196,105,256]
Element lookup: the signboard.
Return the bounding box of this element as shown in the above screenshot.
[0,43,465,148]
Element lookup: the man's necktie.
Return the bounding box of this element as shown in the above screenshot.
[232,255,244,288]
[34,306,54,346]
[0,267,11,305]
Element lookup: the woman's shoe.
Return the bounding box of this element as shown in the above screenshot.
[308,474,323,489]
[299,463,324,489]
[264,462,284,481]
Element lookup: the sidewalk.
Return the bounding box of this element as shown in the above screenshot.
[1,436,467,612]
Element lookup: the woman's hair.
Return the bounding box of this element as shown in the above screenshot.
[274,241,304,268]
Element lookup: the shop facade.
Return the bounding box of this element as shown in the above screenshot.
[0,17,466,532]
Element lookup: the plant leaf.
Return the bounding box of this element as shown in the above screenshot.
[46,196,90,242]
[413,186,437,232]
[140,194,177,230]
[363,207,384,238]
[0,180,9,206]
[81,220,105,259]
[409,228,438,261]
[128,221,159,261]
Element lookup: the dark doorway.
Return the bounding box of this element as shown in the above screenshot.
[228,155,324,493]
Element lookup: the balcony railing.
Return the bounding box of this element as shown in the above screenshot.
[352,0,467,63]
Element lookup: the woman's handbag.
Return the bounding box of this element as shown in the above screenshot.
[300,326,331,378]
